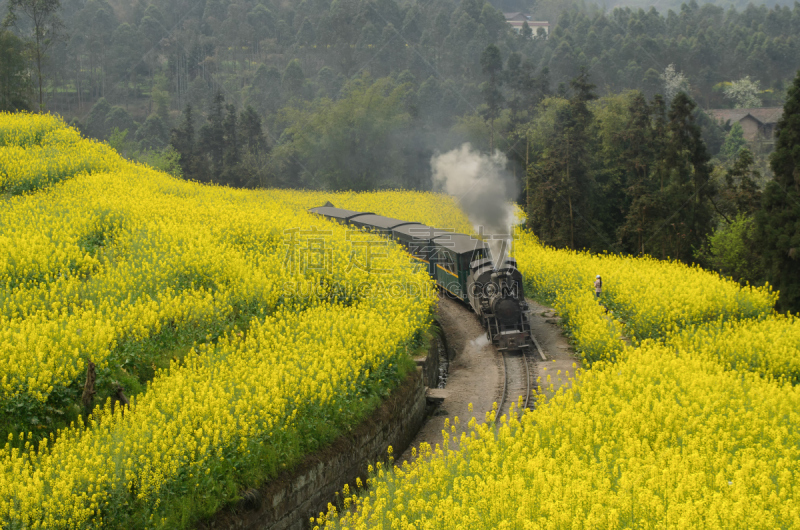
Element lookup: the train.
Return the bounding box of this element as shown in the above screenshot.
[309,203,532,352]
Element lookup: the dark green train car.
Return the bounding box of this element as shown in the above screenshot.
[429,233,490,302]
[308,205,489,301]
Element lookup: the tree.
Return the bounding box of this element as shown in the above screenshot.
[199,91,225,181]
[614,92,659,255]
[238,106,270,188]
[0,29,31,111]
[720,122,747,160]
[660,64,689,103]
[282,59,306,100]
[275,75,413,190]
[649,92,714,262]
[527,69,598,250]
[221,103,240,183]
[480,44,503,151]
[3,0,64,111]
[171,104,197,180]
[239,106,267,156]
[135,114,169,151]
[84,97,111,138]
[701,215,764,284]
[520,20,532,39]
[724,76,762,108]
[104,107,135,137]
[755,69,800,312]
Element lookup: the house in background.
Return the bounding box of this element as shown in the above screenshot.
[708,108,784,145]
[503,13,550,37]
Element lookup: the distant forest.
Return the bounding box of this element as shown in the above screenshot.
[1,0,800,187]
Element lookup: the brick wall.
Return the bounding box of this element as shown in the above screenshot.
[197,367,428,530]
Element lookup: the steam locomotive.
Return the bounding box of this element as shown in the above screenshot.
[309,204,532,352]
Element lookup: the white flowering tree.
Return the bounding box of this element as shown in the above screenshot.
[723,76,762,108]
[660,64,690,103]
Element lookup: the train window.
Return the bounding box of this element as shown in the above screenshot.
[444,252,456,274]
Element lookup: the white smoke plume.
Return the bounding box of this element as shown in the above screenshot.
[431,143,518,265]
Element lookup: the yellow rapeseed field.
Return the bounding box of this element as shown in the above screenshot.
[325,343,800,529]
[513,229,776,362]
[322,224,797,530]
[0,113,471,528]
[666,314,800,384]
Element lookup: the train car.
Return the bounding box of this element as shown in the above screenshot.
[429,233,490,302]
[348,214,418,232]
[307,205,373,224]
[309,204,531,352]
[391,224,452,277]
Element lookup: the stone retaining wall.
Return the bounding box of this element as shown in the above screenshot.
[197,367,428,530]
[414,330,444,388]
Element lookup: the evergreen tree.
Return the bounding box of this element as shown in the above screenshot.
[239,106,267,155]
[527,69,598,250]
[650,92,714,262]
[616,92,659,255]
[237,105,270,188]
[222,103,240,184]
[756,69,800,312]
[724,149,762,217]
[199,92,225,181]
[720,122,747,160]
[480,44,503,151]
[171,104,197,180]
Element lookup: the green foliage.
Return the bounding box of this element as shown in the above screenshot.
[699,214,765,285]
[527,69,598,251]
[721,122,747,160]
[108,127,182,177]
[756,68,800,312]
[3,0,63,110]
[273,75,415,190]
[85,97,112,138]
[0,30,31,111]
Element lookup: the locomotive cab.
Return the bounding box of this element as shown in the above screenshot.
[467,256,530,351]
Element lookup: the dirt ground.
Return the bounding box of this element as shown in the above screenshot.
[526,298,581,401]
[397,295,578,466]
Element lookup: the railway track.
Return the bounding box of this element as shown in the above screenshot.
[496,344,537,419]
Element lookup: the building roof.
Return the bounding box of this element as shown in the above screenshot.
[503,12,530,20]
[748,107,784,124]
[707,107,783,125]
[348,214,417,230]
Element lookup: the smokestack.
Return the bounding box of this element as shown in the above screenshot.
[431,143,518,265]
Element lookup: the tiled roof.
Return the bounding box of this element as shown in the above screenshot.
[748,107,783,124]
[707,107,783,125]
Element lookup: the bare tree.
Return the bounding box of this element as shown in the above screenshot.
[4,0,63,111]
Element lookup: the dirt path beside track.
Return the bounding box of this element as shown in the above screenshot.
[397,295,499,465]
[526,298,580,400]
[397,295,579,466]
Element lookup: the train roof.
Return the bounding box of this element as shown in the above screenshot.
[432,233,490,255]
[348,214,418,230]
[391,224,450,239]
[308,206,373,221]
